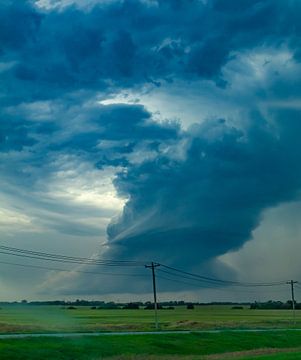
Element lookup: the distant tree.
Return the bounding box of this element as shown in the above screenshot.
[97,303,120,309]
[250,300,298,310]
[187,304,194,309]
[123,302,139,310]
[144,304,163,310]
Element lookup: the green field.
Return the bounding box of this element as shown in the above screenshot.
[1,305,301,359]
[0,305,300,333]
[1,331,301,359]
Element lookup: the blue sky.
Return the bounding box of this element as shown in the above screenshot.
[1,0,301,301]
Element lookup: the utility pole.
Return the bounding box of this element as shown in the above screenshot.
[145,262,160,329]
[287,280,298,325]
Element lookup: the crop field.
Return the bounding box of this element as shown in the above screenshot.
[1,306,301,359]
[0,305,300,333]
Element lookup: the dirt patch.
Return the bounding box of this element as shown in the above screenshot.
[95,324,145,331]
[102,356,200,360]
[0,323,43,334]
[102,347,301,360]
[203,347,301,359]
[170,320,202,329]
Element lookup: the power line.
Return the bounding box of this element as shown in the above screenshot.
[0,245,145,267]
[157,268,227,288]
[156,273,287,294]
[0,244,290,287]
[158,263,287,287]
[156,274,223,289]
[0,259,148,277]
[157,268,227,287]
[158,269,218,287]
[0,250,140,267]
[0,245,145,265]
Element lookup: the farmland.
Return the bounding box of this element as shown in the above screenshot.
[0,304,300,333]
[1,305,301,359]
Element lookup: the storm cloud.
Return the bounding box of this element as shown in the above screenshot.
[104,111,301,269]
[1,0,301,105]
[1,0,301,298]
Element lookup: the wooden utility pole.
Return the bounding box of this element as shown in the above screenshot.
[145,262,160,329]
[287,280,298,325]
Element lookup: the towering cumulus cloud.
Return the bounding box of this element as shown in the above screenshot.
[1,0,301,296]
[105,114,301,272]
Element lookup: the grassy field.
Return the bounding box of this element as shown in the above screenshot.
[1,305,301,359]
[1,331,301,359]
[0,305,300,333]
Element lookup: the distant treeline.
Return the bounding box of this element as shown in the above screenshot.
[250,301,299,309]
[0,299,250,307]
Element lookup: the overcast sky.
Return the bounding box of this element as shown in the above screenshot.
[1,0,301,302]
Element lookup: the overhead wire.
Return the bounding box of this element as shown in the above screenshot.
[156,274,286,294]
[0,244,290,288]
[0,245,146,267]
[158,263,287,287]
[0,259,149,277]
[157,268,232,286]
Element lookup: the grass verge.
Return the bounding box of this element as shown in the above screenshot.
[0,331,301,359]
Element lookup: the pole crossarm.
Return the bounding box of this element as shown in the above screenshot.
[145,263,161,269]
